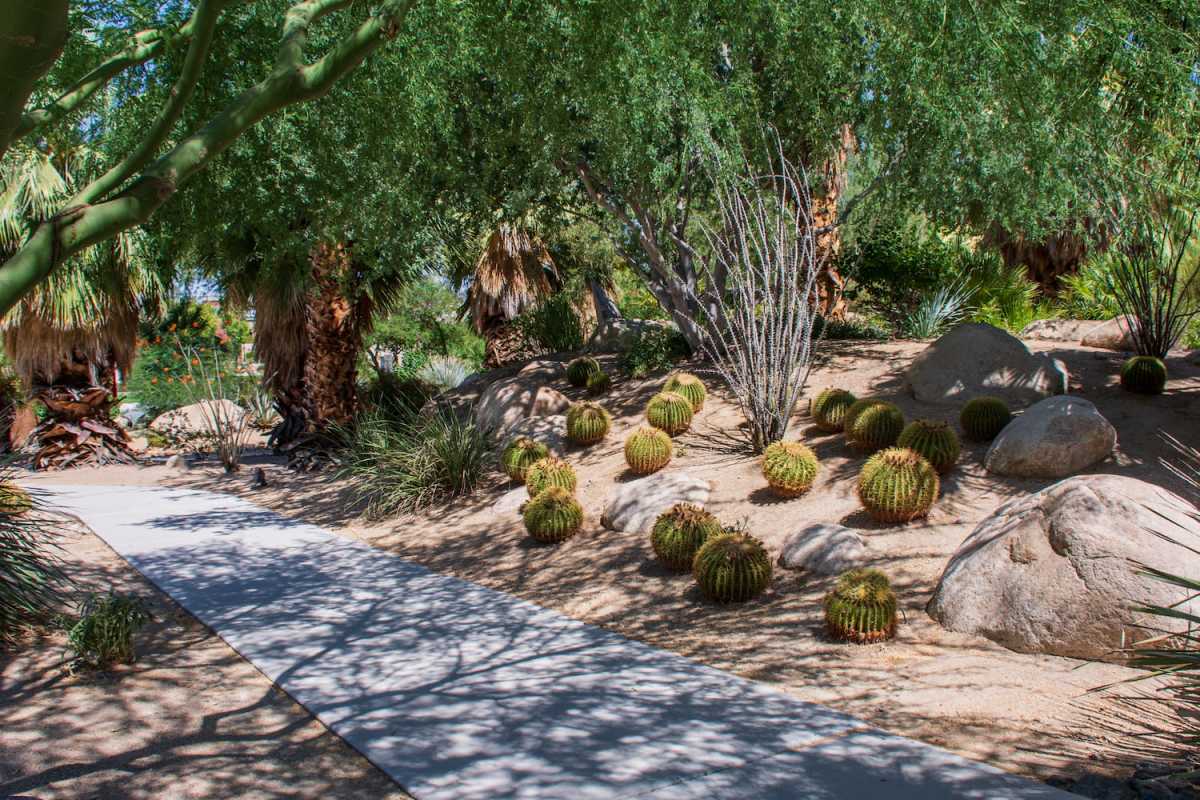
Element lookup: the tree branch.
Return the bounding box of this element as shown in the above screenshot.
[0,1,69,160]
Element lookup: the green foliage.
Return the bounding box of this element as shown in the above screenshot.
[651,504,722,572]
[565,356,602,387]
[66,591,151,668]
[500,437,549,483]
[367,279,485,371]
[824,568,898,644]
[844,400,904,452]
[335,410,490,519]
[522,486,583,544]
[621,326,690,378]
[857,448,940,523]
[646,391,693,436]
[359,371,431,424]
[566,402,611,445]
[841,223,963,327]
[964,256,1052,333]
[585,371,611,396]
[1121,356,1168,395]
[525,456,577,497]
[663,372,706,412]
[0,482,68,644]
[693,531,772,603]
[959,396,1012,441]
[624,427,672,475]
[1059,258,1123,320]
[897,419,960,473]
[613,265,667,320]
[815,314,892,341]
[519,293,585,353]
[761,441,820,497]
[810,388,857,432]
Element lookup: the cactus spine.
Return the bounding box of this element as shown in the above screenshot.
[525,456,577,497]
[959,396,1011,441]
[624,427,673,474]
[523,486,584,543]
[896,419,959,473]
[824,568,898,644]
[650,504,723,571]
[663,372,707,411]
[565,356,602,387]
[761,441,820,496]
[566,402,611,445]
[857,447,939,523]
[500,437,550,483]
[693,530,772,602]
[1120,356,1167,395]
[810,388,857,432]
[646,391,694,435]
[844,400,904,451]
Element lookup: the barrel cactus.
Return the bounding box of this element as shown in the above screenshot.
[624,427,672,474]
[565,356,602,387]
[500,437,550,483]
[1120,355,1167,395]
[959,396,1011,441]
[646,391,694,435]
[693,530,772,603]
[650,503,723,571]
[566,402,611,445]
[523,486,584,544]
[525,456,577,497]
[824,568,898,644]
[844,400,904,452]
[896,419,959,473]
[586,370,612,396]
[810,388,856,432]
[857,447,939,523]
[0,483,32,516]
[761,441,819,497]
[663,372,707,411]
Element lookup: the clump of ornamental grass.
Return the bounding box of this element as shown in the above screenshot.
[66,591,152,668]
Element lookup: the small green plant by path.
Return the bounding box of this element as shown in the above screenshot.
[66,591,152,669]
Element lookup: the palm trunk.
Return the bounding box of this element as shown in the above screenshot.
[302,242,366,429]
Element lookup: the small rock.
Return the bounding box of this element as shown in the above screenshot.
[1019,318,1104,343]
[492,486,529,516]
[1080,316,1135,352]
[984,395,1116,478]
[251,467,269,489]
[602,471,712,534]
[165,454,190,472]
[778,524,868,575]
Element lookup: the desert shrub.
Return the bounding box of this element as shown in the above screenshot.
[646,391,693,435]
[1121,356,1168,395]
[366,278,485,372]
[857,447,939,523]
[1058,257,1123,320]
[839,221,963,326]
[824,568,898,644]
[761,441,819,497]
[565,402,611,445]
[962,255,1051,333]
[243,389,280,431]
[844,400,904,452]
[500,437,549,483]
[519,293,585,353]
[335,410,489,518]
[416,356,472,393]
[896,419,960,473]
[621,326,690,378]
[360,370,430,423]
[663,372,706,411]
[959,396,1012,441]
[814,314,893,340]
[525,456,577,497]
[810,388,857,432]
[565,356,602,387]
[585,371,611,396]
[613,264,668,320]
[66,591,151,668]
[651,504,722,571]
[693,530,772,603]
[0,482,68,644]
[522,486,583,544]
[624,427,672,474]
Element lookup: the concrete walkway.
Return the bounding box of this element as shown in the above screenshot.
[43,484,1074,800]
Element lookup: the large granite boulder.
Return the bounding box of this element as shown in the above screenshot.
[1080,316,1135,352]
[1019,318,1104,343]
[905,323,1068,406]
[601,471,712,534]
[984,395,1116,479]
[778,524,868,575]
[150,399,245,435]
[499,414,567,455]
[587,318,676,354]
[473,362,570,434]
[928,475,1200,661]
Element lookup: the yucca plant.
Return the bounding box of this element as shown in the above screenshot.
[66,591,152,668]
[0,478,69,645]
[902,278,974,339]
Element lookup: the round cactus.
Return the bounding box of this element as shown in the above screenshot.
[525,456,577,497]
[810,388,857,432]
[824,568,898,644]
[1121,355,1167,395]
[844,401,904,452]
[959,396,1011,441]
[693,530,772,603]
[0,483,32,516]
[566,402,611,445]
[896,419,960,473]
[857,447,939,523]
[646,391,694,435]
[523,486,584,544]
[650,503,723,571]
[761,441,820,497]
[565,356,602,387]
[586,370,611,396]
[624,427,673,474]
[500,437,550,483]
[663,372,707,411]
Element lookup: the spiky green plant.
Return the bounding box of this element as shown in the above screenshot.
[1120,355,1168,395]
[842,398,881,431]
[0,483,32,516]
[66,591,152,668]
[761,441,820,496]
[663,372,707,411]
[525,456,577,496]
[501,437,550,482]
[857,447,940,523]
[624,427,672,474]
[566,356,602,387]
[845,401,904,451]
[693,530,772,602]
[646,391,693,435]
[522,486,584,544]
[586,370,611,396]
[810,388,856,432]
[566,401,611,445]
[651,504,723,571]
[824,568,898,644]
[896,419,960,473]
[0,480,69,645]
[959,396,1012,441]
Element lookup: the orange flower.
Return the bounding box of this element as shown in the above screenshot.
[150,378,158,385]
[191,358,200,366]
[166,377,174,383]
[192,321,200,328]
[154,337,162,344]
[168,323,177,332]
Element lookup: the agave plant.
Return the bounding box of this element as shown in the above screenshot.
[416,356,472,392]
[901,278,974,339]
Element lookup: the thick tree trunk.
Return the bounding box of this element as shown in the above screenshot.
[807,124,855,318]
[302,242,365,429]
[982,222,1103,294]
